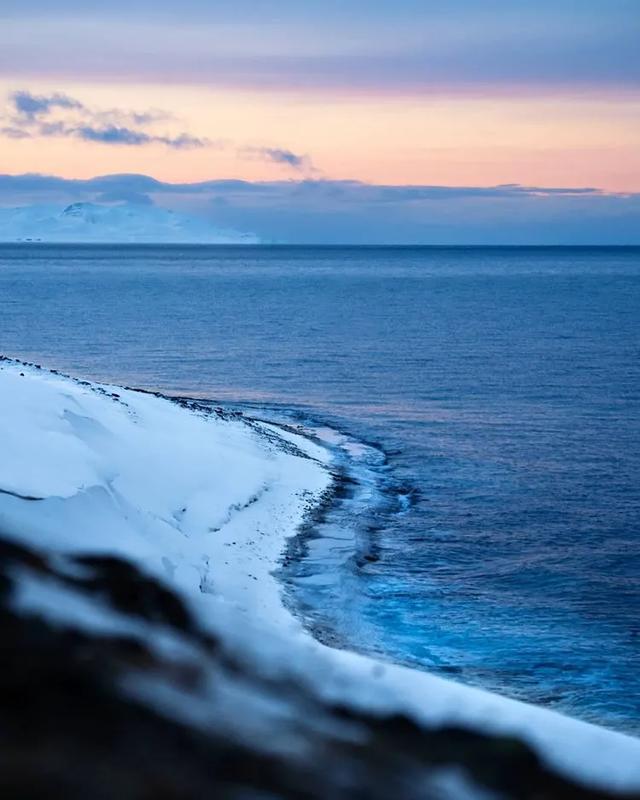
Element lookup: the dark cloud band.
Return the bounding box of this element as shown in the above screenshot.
[0,172,637,245]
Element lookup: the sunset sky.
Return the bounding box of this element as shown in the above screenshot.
[1,0,639,242]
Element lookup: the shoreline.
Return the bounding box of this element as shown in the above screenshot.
[2,356,640,793]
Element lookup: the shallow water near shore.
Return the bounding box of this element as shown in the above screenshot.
[1,244,639,734]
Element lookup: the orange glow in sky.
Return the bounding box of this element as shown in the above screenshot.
[1,78,638,192]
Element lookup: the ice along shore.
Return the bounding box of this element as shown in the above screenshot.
[1,356,639,798]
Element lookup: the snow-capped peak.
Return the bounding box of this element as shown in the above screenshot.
[0,202,259,244]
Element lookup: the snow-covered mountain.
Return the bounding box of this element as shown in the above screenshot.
[0,202,259,244]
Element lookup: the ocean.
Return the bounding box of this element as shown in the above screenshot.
[1,243,639,734]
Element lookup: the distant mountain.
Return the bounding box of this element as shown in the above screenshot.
[0,202,259,244]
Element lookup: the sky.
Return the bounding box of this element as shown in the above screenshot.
[0,1,639,242]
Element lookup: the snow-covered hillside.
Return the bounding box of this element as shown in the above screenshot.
[0,202,259,243]
[1,359,640,799]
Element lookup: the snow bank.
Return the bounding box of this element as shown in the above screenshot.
[0,359,326,631]
[1,359,639,792]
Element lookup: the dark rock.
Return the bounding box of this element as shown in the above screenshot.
[0,532,635,799]
[72,555,197,635]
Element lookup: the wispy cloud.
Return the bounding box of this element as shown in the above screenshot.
[11,90,83,120]
[1,90,209,149]
[241,146,314,173]
[71,125,207,149]
[0,126,31,139]
[2,91,314,165]
[254,148,307,169]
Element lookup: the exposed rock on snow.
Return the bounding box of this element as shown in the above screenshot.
[1,358,639,799]
[0,202,258,243]
[1,536,631,800]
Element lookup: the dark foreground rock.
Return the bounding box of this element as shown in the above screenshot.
[0,534,636,800]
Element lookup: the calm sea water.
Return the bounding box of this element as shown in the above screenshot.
[1,244,639,733]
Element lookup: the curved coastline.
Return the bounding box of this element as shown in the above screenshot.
[2,356,640,794]
[248,411,640,732]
